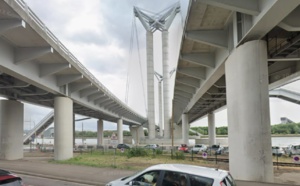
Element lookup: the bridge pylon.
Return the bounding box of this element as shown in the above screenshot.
[134,3,180,139]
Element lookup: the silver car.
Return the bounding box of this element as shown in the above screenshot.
[191,144,207,153]
[106,164,236,186]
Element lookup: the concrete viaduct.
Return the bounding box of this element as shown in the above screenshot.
[0,0,146,161]
[1,0,300,184]
[173,0,300,182]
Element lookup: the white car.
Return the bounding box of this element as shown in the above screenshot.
[272,146,284,156]
[106,164,236,186]
[191,144,207,153]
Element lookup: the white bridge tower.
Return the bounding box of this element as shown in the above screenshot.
[134,3,180,139]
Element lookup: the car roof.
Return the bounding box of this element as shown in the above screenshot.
[144,164,228,179]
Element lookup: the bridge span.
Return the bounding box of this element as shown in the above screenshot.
[1,0,300,184]
[0,0,146,161]
[172,0,300,183]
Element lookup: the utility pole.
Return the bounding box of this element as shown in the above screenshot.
[81,122,84,145]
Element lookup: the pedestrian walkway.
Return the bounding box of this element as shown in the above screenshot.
[0,155,296,186]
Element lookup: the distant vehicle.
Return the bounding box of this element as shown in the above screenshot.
[272,146,284,156]
[0,169,24,186]
[191,144,207,153]
[178,144,189,153]
[285,145,300,156]
[208,145,224,155]
[117,144,130,149]
[144,144,159,150]
[105,164,236,186]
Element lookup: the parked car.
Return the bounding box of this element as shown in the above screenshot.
[178,144,189,153]
[0,169,24,186]
[105,164,236,186]
[208,144,224,155]
[285,144,300,156]
[144,144,159,150]
[272,146,284,156]
[117,144,130,149]
[191,144,207,153]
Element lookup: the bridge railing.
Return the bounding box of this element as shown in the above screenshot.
[23,110,54,143]
[13,0,142,118]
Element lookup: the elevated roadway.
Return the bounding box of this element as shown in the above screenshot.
[173,0,300,124]
[0,0,146,126]
[172,0,300,182]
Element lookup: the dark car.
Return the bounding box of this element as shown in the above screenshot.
[178,144,189,153]
[0,169,24,186]
[117,144,130,149]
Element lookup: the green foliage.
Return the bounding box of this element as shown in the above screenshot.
[144,129,148,136]
[191,127,208,135]
[192,123,300,135]
[126,147,149,158]
[216,126,228,135]
[172,151,185,160]
[271,123,300,134]
[155,149,163,155]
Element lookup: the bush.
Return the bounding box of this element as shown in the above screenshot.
[172,151,185,160]
[126,147,148,158]
[155,149,163,155]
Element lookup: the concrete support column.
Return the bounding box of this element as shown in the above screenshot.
[138,126,145,141]
[129,126,137,145]
[146,31,155,140]
[54,97,73,160]
[208,113,216,146]
[73,113,75,148]
[182,114,189,145]
[130,125,145,145]
[97,119,104,146]
[117,118,123,144]
[158,81,163,137]
[0,100,23,160]
[225,40,273,182]
[162,31,171,139]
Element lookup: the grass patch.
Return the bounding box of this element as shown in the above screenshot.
[52,150,218,171]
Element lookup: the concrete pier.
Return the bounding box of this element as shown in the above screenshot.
[225,40,273,182]
[54,97,73,160]
[0,100,23,160]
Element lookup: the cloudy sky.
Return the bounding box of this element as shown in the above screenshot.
[21,0,300,132]
[22,0,187,131]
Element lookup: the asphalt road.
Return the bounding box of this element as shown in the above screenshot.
[20,174,95,186]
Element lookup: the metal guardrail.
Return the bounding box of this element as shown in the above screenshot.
[13,0,144,118]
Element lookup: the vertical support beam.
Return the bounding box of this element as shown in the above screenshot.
[129,126,137,145]
[146,31,156,140]
[97,119,104,146]
[225,40,273,182]
[208,113,216,146]
[0,100,23,160]
[138,126,145,143]
[162,31,171,139]
[117,118,123,144]
[182,113,189,145]
[54,97,73,160]
[158,81,163,137]
[73,113,75,149]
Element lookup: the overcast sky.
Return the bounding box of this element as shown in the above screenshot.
[22,0,300,132]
